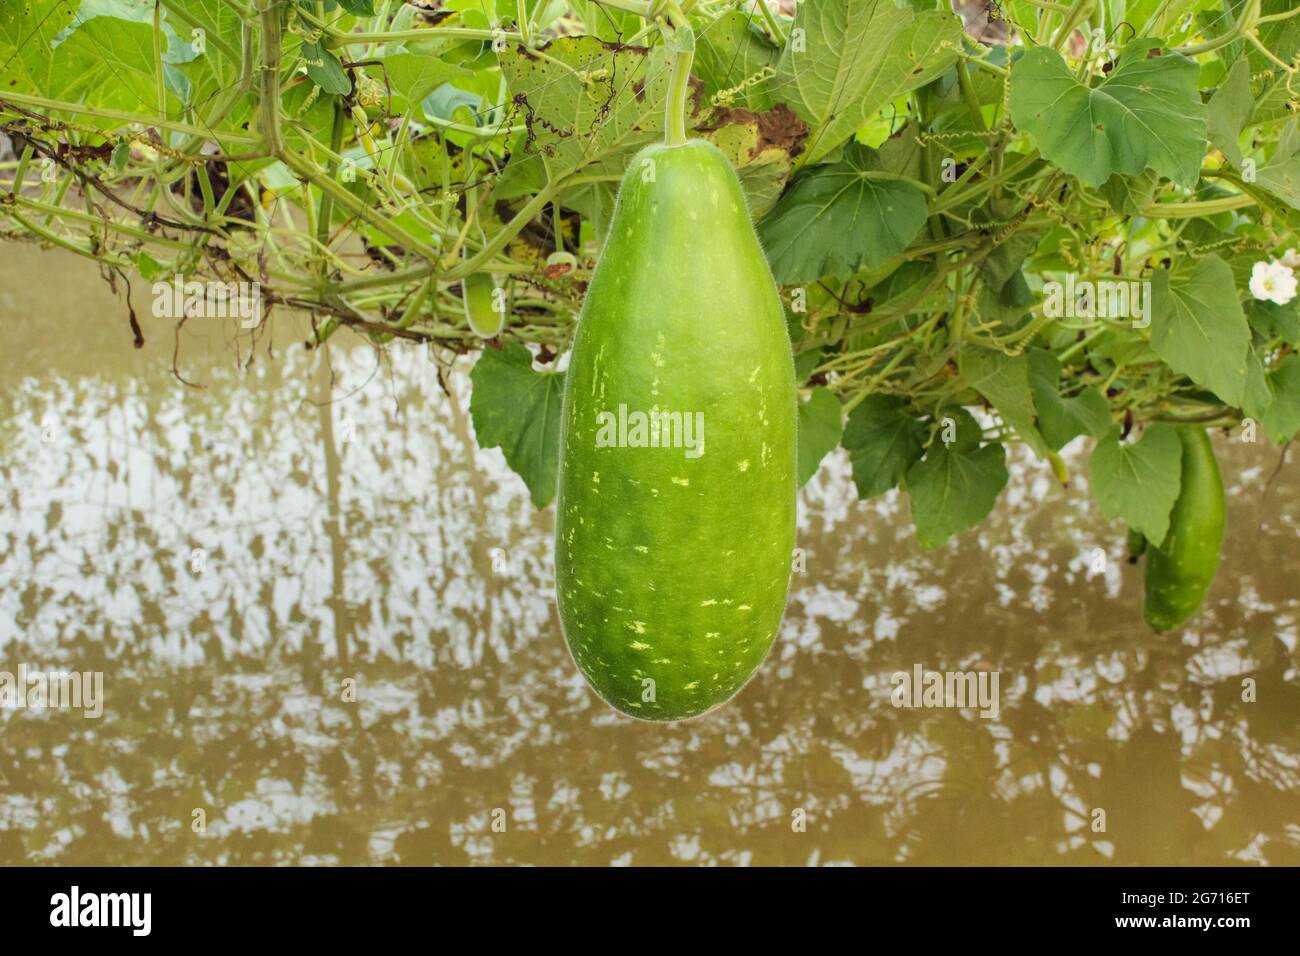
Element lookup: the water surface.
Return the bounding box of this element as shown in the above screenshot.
[1,244,1297,865]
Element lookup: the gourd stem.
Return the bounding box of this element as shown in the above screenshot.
[755,0,786,46]
[665,52,692,146]
[663,3,694,147]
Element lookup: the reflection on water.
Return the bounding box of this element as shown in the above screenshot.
[0,245,1297,866]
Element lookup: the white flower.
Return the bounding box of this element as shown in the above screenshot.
[1250,260,1298,305]
[1281,249,1300,269]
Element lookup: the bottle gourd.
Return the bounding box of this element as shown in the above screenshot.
[554,139,797,720]
[1142,426,1225,632]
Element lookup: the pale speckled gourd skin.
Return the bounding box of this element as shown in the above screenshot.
[1143,427,1225,632]
[555,139,797,721]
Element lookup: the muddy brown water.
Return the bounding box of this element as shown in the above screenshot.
[0,244,1297,865]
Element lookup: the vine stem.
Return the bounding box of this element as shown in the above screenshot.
[517,0,531,46]
[255,0,284,157]
[955,61,987,133]
[589,0,658,16]
[1178,0,1259,56]
[1048,0,1093,49]
[755,1,786,46]
[0,91,260,142]
[292,5,523,45]
[316,99,346,276]
[1140,194,1255,218]
[662,3,694,147]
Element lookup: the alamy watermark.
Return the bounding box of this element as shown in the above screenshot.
[0,664,104,718]
[595,404,705,459]
[891,664,1000,719]
[152,274,262,329]
[50,886,150,936]
[1042,275,1150,329]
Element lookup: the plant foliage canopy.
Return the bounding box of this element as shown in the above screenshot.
[2,0,1300,549]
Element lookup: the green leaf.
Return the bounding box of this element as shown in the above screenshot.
[469,343,565,507]
[497,36,675,183]
[973,225,1040,327]
[3,0,242,113]
[877,117,926,181]
[565,0,640,43]
[841,395,926,499]
[1027,349,1115,450]
[383,52,471,105]
[1246,299,1300,346]
[702,111,798,220]
[1206,56,1253,168]
[794,347,824,384]
[1091,325,1158,367]
[958,347,1047,455]
[1242,348,1274,422]
[776,0,962,166]
[797,387,844,487]
[861,259,934,315]
[757,148,928,283]
[1150,254,1250,406]
[337,0,376,14]
[0,0,73,95]
[132,251,170,280]
[1255,119,1300,211]
[1262,354,1300,443]
[907,440,1009,550]
[934,406,984,453]
[977,221,1034,329]
[978,229,1044,292]
[423,83,483,124]
[694,10,780,110]
[1255,72,1297,126]
[975,270,1036,328]
[1097,170,1160,216]
[44,5,180,119]
[1008,39,1206,187]
[1088,424,1183,546]
[302,40,352,96]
